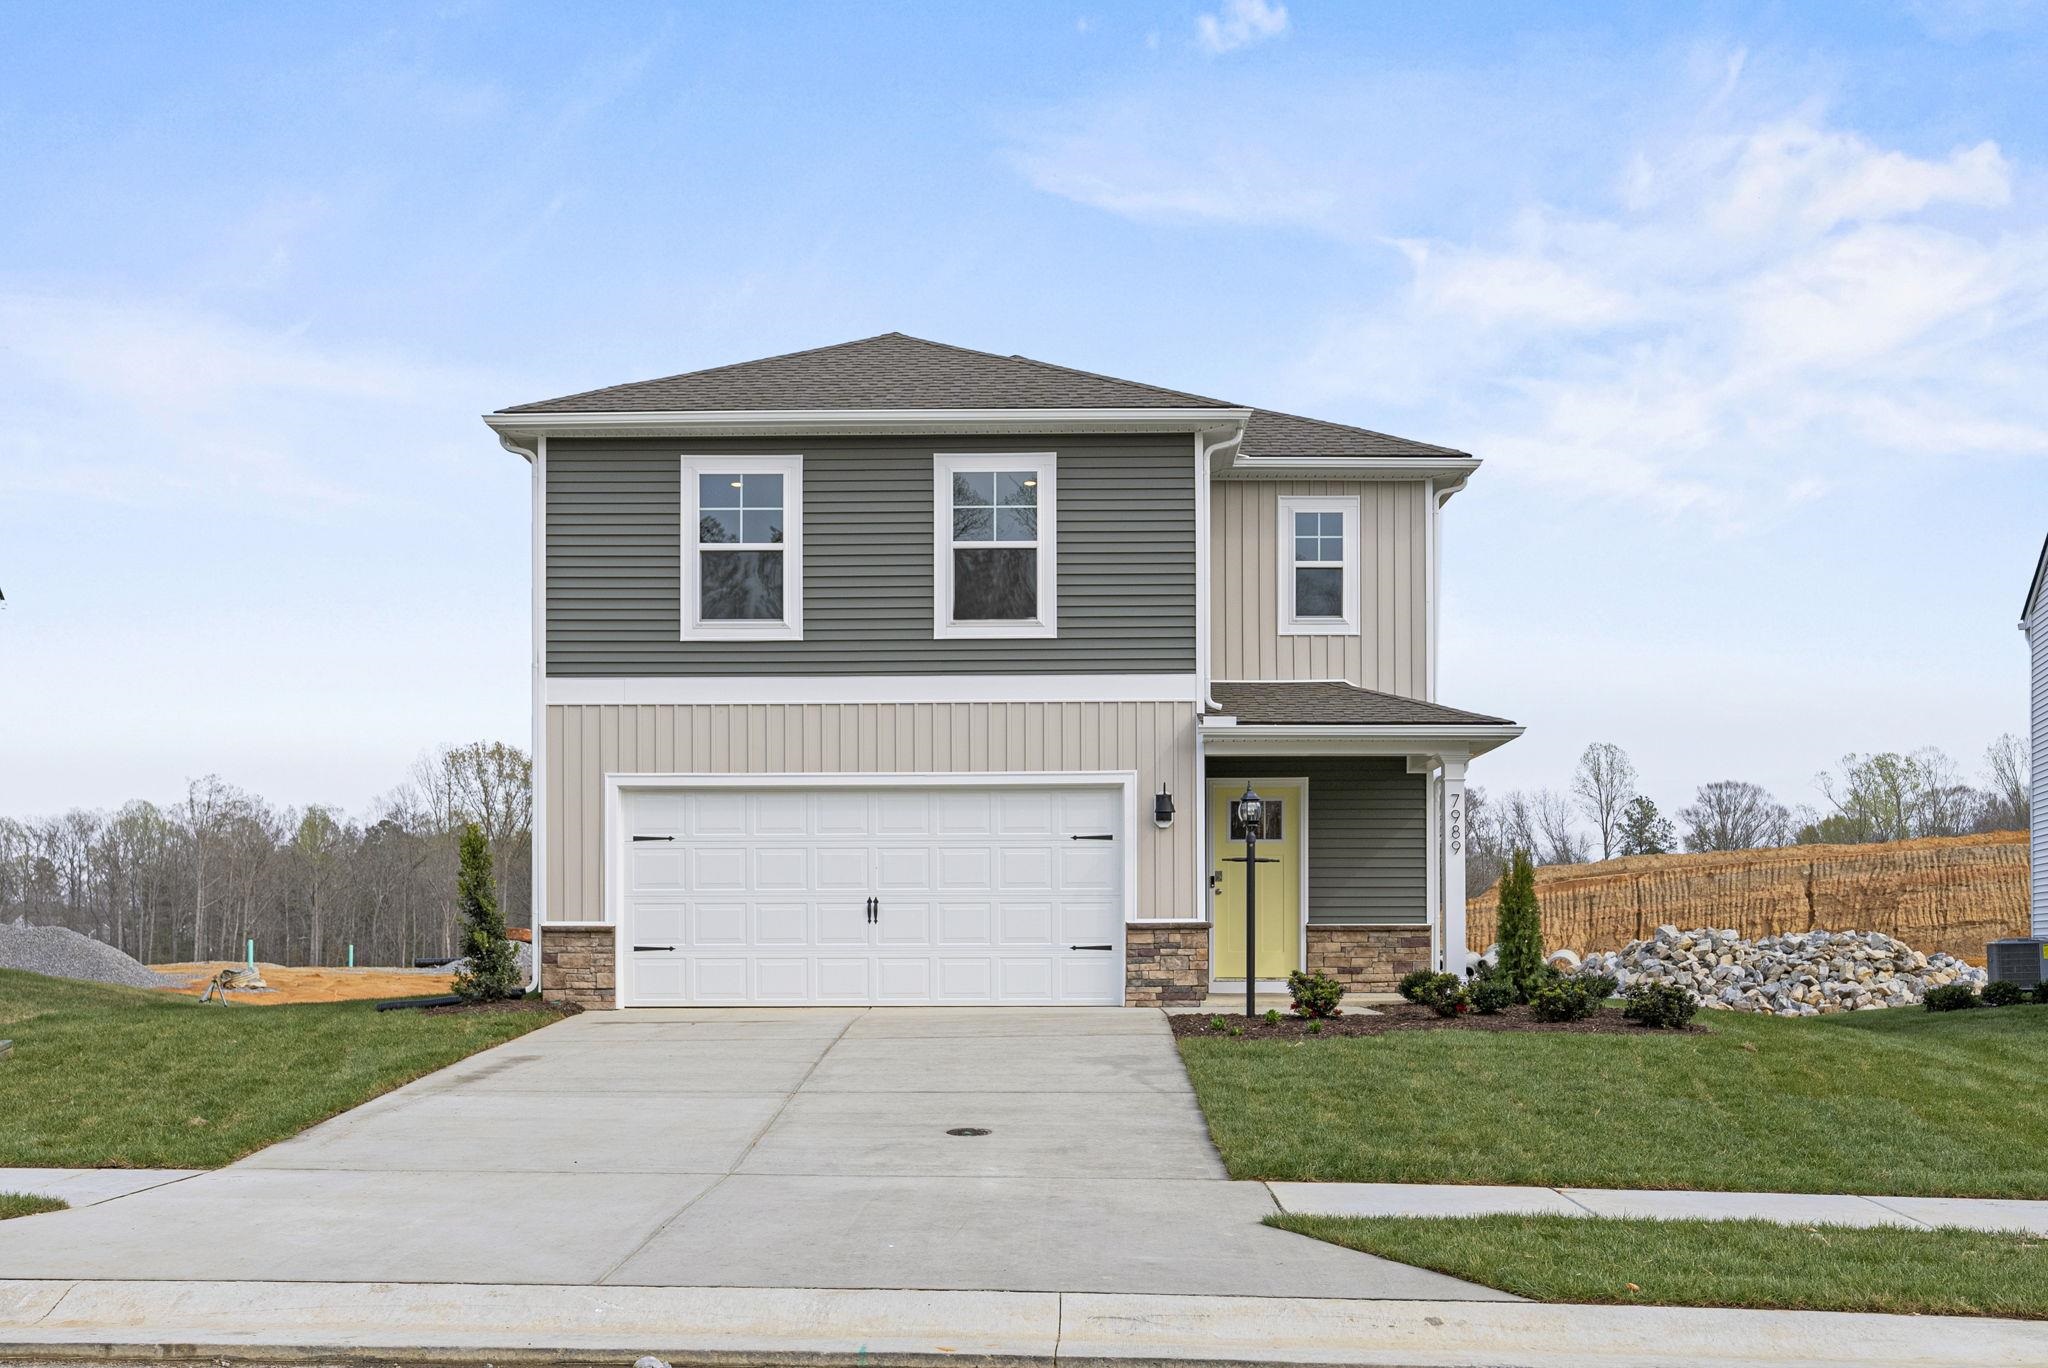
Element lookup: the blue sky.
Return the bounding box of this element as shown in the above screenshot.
[2,0,2043,826]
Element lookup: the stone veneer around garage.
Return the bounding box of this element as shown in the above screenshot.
[1305,924,1433,993]
[1124,922,1210,1007]
[539,924,616,1009]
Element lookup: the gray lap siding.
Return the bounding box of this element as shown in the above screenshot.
[1206,755,1427,924]
[545,433,1196,675]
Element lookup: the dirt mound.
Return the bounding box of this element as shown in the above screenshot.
[0,921,180,988]
[1467,831,2029,965]
[152,963,457,1004]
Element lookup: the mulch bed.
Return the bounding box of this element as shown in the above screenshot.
[1169,1000,1701,1039]
[418,998,579,1018]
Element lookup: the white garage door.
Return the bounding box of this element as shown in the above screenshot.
[620,783,1126,1006]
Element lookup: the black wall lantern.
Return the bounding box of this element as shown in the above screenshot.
[1153,786,1175,828]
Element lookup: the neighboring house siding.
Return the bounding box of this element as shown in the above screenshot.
[1210,478,1430,696]
[543,700,1198,924]
[546,434,1195,675]
[1207,755,1427,925]
[2033,612,2047,936]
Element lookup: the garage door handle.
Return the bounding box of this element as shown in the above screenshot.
[631,835,675,842]
[1070,944,1113,951]
[1071,834,1115,841]
[633,945,675,952]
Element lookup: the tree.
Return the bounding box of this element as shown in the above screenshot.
[1983,733,2030,832]
[1571,742,1638,860]
[1614,795,1676,856]
[1494,849,1544,1001]
[1463,787,1510,897]
[1805,749,1990,844]
[1532,789,1589,865]
[451,822,521,1002]
[1680,781,1790,852]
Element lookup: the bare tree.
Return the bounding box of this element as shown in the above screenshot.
[1984,733,2030,832]
[1532,789,1589,865]
[1571,742,1638,860]
[1680,781,1791,852]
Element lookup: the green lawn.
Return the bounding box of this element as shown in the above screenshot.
[1271,1213,2048,1319]
[0,1194,66,1220]
[0,968,561,1168]
[1178,1005,2048,1196]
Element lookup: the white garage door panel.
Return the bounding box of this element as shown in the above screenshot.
[621,784,1125,1006]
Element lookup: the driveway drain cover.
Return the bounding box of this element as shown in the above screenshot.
[946,1127,991,1137]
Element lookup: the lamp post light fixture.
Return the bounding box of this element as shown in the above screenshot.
[1224,783,1276,1019]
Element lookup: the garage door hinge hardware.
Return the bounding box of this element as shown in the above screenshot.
[631,835,675,842]
[1071,833,1115,841]
[1071,944,1113,951]
[633,945,675,952]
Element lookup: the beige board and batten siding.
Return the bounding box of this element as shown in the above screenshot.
[545,700,1198,924]
[1211,478,1430,695]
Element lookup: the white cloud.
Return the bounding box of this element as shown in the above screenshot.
[1195,0,1288,54]
[1009,52,2048,527]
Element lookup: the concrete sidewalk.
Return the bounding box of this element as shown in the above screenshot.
[1,1278,2040,1367]
[1270,1181,2048,1233]
[0,1169,198,1207]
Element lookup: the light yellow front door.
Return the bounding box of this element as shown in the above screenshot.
[1208,780,1303,981]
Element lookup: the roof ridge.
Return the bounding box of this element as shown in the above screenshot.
[497,332,915,414]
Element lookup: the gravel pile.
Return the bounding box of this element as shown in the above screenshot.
[1580,924,1988,1016]
[0,919,181,989]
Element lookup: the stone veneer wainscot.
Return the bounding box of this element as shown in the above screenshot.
[1305,925,1433,993]
[1124,922,1210,1007]
[539,925,616,1009]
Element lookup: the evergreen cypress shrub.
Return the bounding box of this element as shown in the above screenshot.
[451,822,522,1003]
[1495,849,1545,1001]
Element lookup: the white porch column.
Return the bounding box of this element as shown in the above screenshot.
[1440,756,1469,974]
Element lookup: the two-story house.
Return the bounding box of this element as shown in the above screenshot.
[486,333,1521,1009]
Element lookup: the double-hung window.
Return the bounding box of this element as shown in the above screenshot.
[681,455,802,640]
[1277,493,1359,634]
[934,453,1056,639]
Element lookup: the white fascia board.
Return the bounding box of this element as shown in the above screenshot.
[547,673,1204,705]
[487,407,1252,445]
[1222,455,1482,483]
[1199,722,1524,759]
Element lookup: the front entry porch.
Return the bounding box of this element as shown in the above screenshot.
[1197,681,1523,994]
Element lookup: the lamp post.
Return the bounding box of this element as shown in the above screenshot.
[1224,783,1276,1019]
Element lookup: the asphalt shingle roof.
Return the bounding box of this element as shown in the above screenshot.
[500,332,1464,460]
[1209,681,1515,728]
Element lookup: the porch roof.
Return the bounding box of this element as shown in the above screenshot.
[1207,681,1514,728]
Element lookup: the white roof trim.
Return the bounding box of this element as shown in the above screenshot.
[487,407,1252,445]
[1200,721,1524,759]
[1219,454,1483,482]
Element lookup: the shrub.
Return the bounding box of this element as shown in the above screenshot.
[1287,969,1345,1020]
[1397,968,1439,1003]
[1466,978,1516,1015]
[1923,983,1980,1012]
[1413,972,1466,1017]
[1263,1007,1283,1026]
[1305,1021,1324,1035]
[1208,1015,1229,1031]
[1495,850,1545,1001]
[451,822,521,1003]
[1622,982,1698,1029]
[1529,973,1612,1023]
[1981,980,2025,1007]
[2031,982,2048,1005]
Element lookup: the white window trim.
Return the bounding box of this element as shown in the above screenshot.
[680,454,803,642]
[933,452,1057,640]
[1277,493,1360,636]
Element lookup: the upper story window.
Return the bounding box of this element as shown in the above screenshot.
[1278,493,1359,635]
[934,453,1057,639]
[681,454,803,641]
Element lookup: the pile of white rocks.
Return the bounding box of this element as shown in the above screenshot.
[1577,925,1989,1017]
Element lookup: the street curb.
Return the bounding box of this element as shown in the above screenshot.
[2,1280,2043,1368]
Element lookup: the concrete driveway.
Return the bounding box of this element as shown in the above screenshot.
[0,1007,1502,1300]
